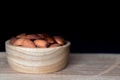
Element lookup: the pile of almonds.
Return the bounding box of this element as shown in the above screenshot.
[9,33,66,48]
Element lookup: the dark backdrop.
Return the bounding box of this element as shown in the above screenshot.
[0,26,120,53]
[0,5,119,53]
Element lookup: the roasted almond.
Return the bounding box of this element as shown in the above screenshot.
[37,34,46,39]
[10,37,17,45]
[22,39,36,48]
[13,38,25,46]
[10,33,67,48]
[16,33,26,39]
[34,39,48,48]
[37,33,49,39]
[49,44,60,48]
[26,34,40,39]
[46,37,55,44]
[54,36,65,45]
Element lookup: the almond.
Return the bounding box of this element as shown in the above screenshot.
[49,44,60,48]
[22,39,36,48]
[16,33,26,39]
[10,37,17,45]
[46,37,55,44]
[13,38,25,46]
[54,36,65,45]
[34,39,48,48]
[26,34,40,39]
[37,33,49,39]
[10,33,66,48]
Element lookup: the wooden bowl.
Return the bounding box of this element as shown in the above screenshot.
[5,40,70,74]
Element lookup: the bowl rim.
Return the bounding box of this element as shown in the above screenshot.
[5,40,71,50]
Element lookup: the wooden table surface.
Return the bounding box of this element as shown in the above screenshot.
[0,52,120,80]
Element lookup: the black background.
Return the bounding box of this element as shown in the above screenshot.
[0,5,119,53]
[1,26,120,53]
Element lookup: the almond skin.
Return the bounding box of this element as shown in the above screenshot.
[26,34,40,39]
[37,33,49,39]
[16,33,26,39]
[54,36,65,45]
[37,34,46,39]
[13,38,25,46]
[10,37,17,45]
[49,44,60,48]
[22,39,36,48]
[46,37,55,44]
[34,39,48,48]
[10,33,66,48]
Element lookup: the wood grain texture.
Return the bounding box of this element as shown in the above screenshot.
[5,40,70,73]
[1,52,120,80]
